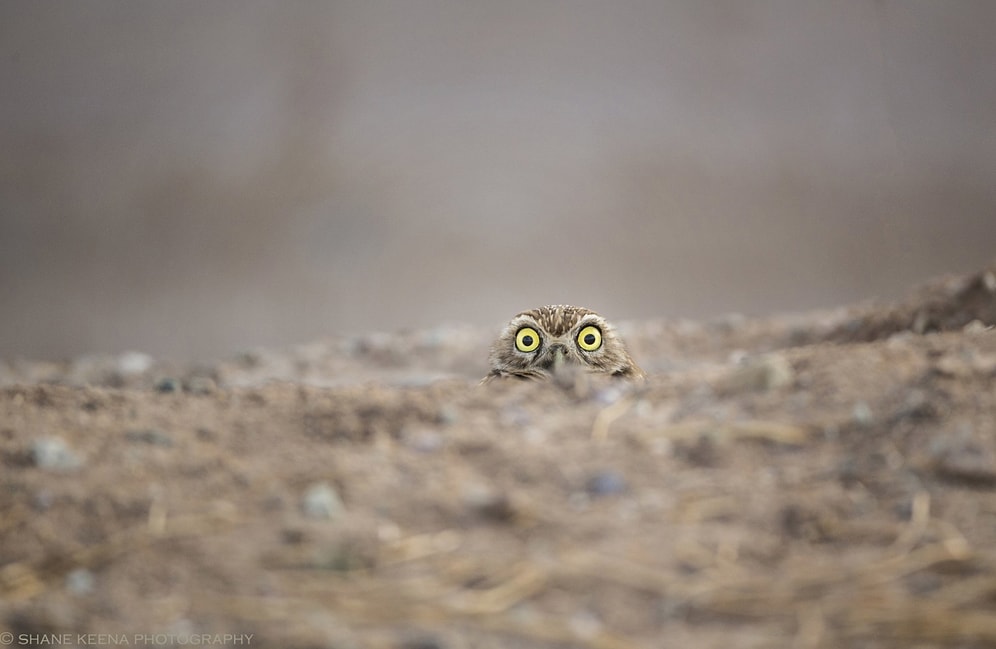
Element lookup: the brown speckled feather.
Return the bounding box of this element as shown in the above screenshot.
[514,305,597,337]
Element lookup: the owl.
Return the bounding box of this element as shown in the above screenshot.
[484,305,645,382]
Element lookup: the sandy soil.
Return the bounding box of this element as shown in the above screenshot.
[3,263,996,649]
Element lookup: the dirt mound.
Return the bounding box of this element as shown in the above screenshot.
[2,266,996,648]
[827,261,996,343]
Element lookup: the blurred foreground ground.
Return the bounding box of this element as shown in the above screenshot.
[2,262,996,648]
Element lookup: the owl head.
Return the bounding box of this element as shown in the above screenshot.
[484,305,644,382]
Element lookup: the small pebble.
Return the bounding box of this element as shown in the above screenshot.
[717,355,793,394]
[397,635,445,649]
[125,428,174,447]
[931,439,996,487]
[568,491,590,511]
[836,459,860,485]
[593,385,625,405]
[166,618,195,637]
[727,349,749,365]
[886,331,915,347]
[892,390,934,421]
[237,350,262,367]
[963,319,990,334]
[117,351,153,376]
[713,312,747,334]
[584,470,628,497]
[522,426,546,445]
[404,428,444,453]
[33,490,55,511]
[65,568,95,595]
[462,484,515,522]
[983,270,996,293]
[281,528,307,544]
[377,521,401,542]
[31,437,83,471]
[500,406,531,427]
[569,610,603,639]
[852,401,874,426]
[302,482,345,520]
[185,376,216,395]
[155,377,182,393]
[905,572,943,596]
[438,406,460,425]
[677,434,722,467]
[934,353,973,378]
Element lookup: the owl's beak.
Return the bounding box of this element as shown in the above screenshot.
[541,343,571,377]
[548,343,579,388]
[547,344,572,377]
[551,345,567,369]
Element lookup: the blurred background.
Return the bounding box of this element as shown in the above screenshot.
[1,2,994,360]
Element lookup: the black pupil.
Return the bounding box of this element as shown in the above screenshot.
[584,333,596,345]
[521,335,534,347]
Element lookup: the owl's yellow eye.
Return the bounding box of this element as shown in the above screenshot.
[576,325,602,351]
[515,327,541,353]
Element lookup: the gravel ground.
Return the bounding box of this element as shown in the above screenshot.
[2,263,996,649]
